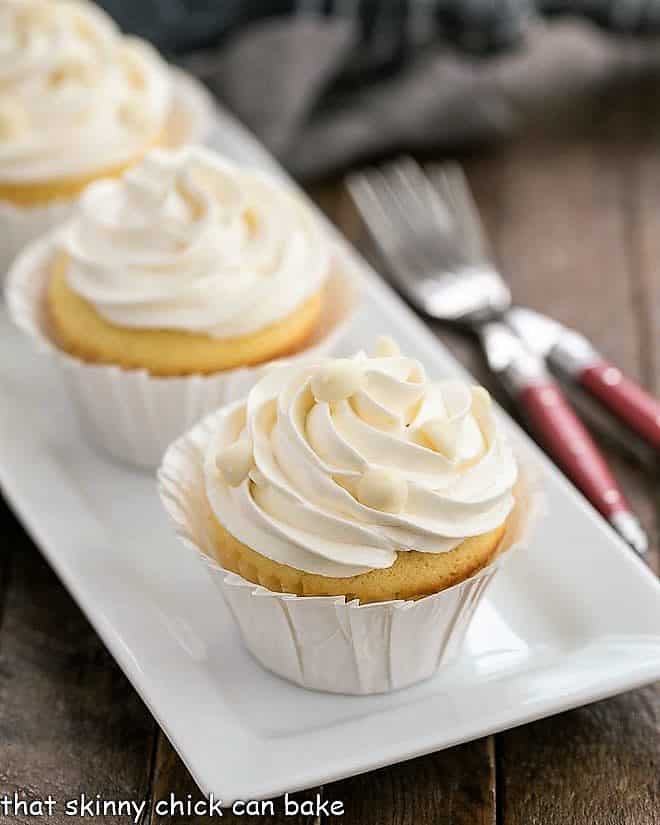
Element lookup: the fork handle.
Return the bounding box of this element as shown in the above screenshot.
[548,333,660,452]
[577,362,660,451]
[519,382,628,518]
[517,381,647,554]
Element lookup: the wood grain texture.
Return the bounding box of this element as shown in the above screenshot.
[145,735,318,824]
[0,496,155,824]
[323,739,496,825]
[628,69,660,569]
[496,686,660,825]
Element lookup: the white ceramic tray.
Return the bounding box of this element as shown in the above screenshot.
[1,104,659,805]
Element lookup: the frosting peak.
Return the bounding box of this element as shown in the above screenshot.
[0,0,171,182]
[204,343,518,577]
[57,147,330,337]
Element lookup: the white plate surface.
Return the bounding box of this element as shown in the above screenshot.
[1,105,659,805]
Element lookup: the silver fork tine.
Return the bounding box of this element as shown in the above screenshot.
[385,159,456,240]
[349,158,494,290]
[429,163,489,262]
[348,167,440,276]
[348,168,432,277]
[383,158,436,226]
[390,161,461,264]
[376,164,442,272]
[347,171,421,277]
[374,159,466,270]
[347,170,399,253]
[348,156,513,315]
[374,162,438,250]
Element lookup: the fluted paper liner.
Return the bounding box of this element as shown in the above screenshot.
[6,235,360,470]
[158,409,543,695]
[0,197,76,291]
[0,67,214,286]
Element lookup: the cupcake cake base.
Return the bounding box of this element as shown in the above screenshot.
[48,258,323,375]
[0,142,161,207]
[208,514,506,603]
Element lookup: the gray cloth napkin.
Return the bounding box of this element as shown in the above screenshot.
[181,17,660,178]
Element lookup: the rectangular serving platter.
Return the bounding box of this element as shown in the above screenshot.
[1,102,659,805]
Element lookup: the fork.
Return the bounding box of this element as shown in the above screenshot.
[347,158,648,554]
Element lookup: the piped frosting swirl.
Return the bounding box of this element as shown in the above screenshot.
[56,146,329,337]
[0,0,171,182]
[204,339,518,577]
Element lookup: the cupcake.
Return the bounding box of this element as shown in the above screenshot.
[0,0,213,277]
[6,146,357,468]
[159,339,538,694]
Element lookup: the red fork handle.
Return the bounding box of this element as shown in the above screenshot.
[578,361,660,451]
[518,382,629,519]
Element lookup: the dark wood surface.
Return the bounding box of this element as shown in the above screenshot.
[1,74,659,824]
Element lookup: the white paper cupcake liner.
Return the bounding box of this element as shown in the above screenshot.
[0,67,214,289]
[0,197,75,293]
[158,410,544,695]
[6,235,360,470]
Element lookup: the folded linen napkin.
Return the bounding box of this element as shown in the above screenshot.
[99,1,660,177]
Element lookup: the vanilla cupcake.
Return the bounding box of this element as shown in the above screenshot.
[159,339,538,694]
[6,146,357,468]
[0,0,213,277]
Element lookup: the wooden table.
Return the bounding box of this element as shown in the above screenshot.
[2,77,659,824]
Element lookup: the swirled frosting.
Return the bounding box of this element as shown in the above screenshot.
[0,0,171,182]
[56,146,329,336]
[204,339,518,577]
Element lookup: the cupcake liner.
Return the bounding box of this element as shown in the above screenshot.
[158,410,544,695]
[0,67,214,289]
[0,197,76,292]
[6,235,360,470]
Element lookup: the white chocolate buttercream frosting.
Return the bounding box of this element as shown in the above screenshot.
[55,146,329,337]
[0,0,171,182]
[204,340,518,578]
